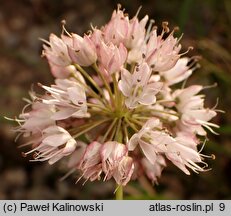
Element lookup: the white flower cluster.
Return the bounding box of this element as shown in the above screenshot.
[14,5,219,187]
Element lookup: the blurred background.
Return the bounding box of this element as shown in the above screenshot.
[0,0,230,199]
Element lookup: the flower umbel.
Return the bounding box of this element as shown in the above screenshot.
[13,5,219,195]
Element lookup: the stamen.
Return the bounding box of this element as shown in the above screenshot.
[200,153,216,160]
[117,3,122,11]
[202,82,217,90]
[210,98,219,112]
[39,38,50,46]
[179,46,193,57]
[145,19,155,42]
[135,6,142,17]
[59,168,76,182]
[198,138,207,153]
[61,19,72,37]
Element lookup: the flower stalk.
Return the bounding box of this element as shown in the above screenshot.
[116,185,123,200]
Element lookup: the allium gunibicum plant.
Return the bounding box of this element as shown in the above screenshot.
[13,6,220,199]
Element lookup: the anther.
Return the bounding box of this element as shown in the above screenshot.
[35,98,42,102]
[153,25,158,30]
[173,26,180,32]
[33,153,38,159]
[37,82,43,87]
[162,21,170,33]
[87,30,92,35]
[41,50,45,57]
[211,154,216,160]
[61,19,66,26]
[21,152,27,158]
[180,46,194,56]
[117,3,122,10]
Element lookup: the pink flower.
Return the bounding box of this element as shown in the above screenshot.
[40,78,88,120]
[78,141,103,182]
[145,30,181,71]
[19,100,56,135]
[101,141,127,180]
[67,142,87,168]
[43,33,71,67]
[174,85,203,108]
[118,62,163,108]
[48,64,81,79]
[98,42,127,75]
[14,6,220,189]
[125,15,148,50]
[103,7,129,45]
[128,118,169,164]
[141,155,166,183]
[160,57,194,86]
[174,85,218,135]
[26,126,77,164]
[67,33,97,66]
[113,156,134,186]
[165,135,204,175]
[129,118,205,175]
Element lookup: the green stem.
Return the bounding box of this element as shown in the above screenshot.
[108,122,118,141]
[72,118,111,139]
[122,121,129,143]
[92,63,114,107]
[88,108,110,115]
[102,118,117,143]
[128,117,145,127]
[74,64,105,100]
[112,74,118,106]
[115,184,123,200]
[86,103,111,113]
[124,117,139,132]
[115,118,122,142]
